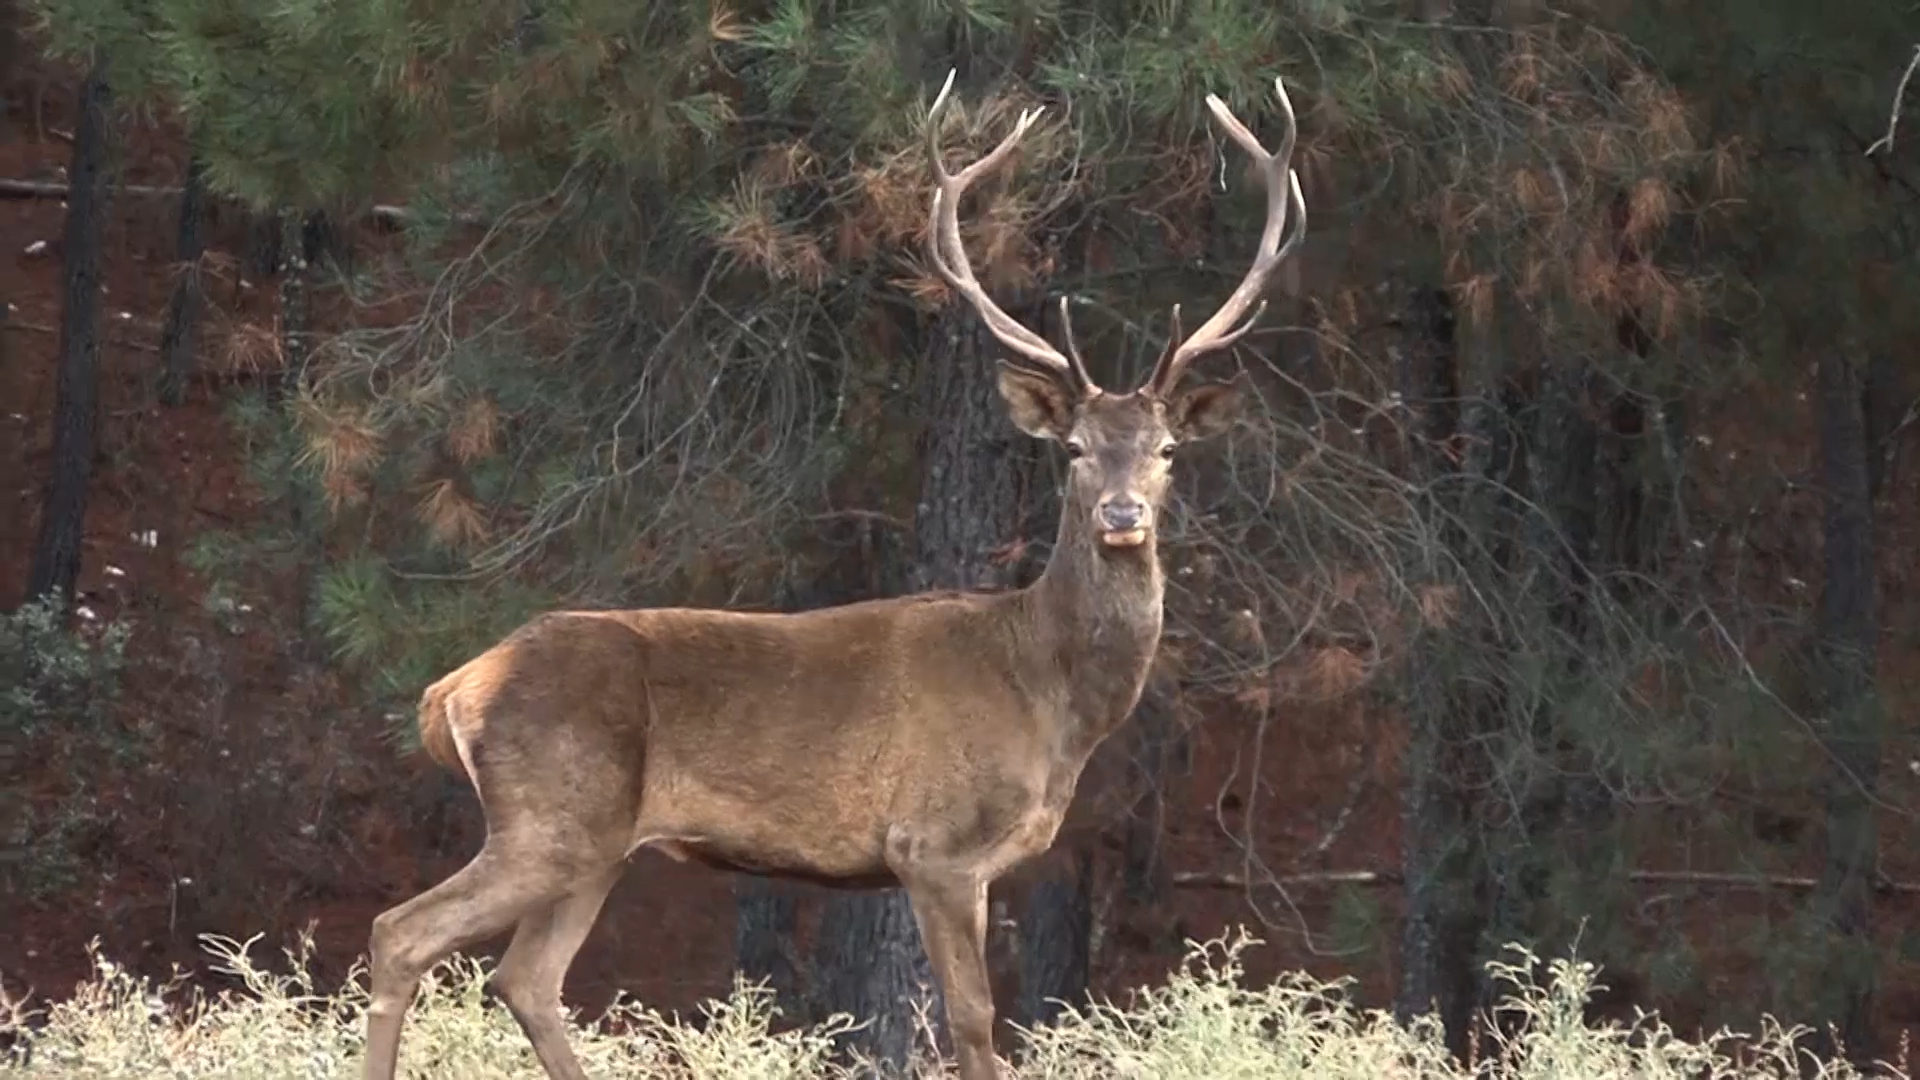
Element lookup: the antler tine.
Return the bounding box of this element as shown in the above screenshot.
[926,69,1093,394]
[1055,295,1095,388]
[1147,76,1308,396]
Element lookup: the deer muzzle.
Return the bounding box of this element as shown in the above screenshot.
[1096,498,1150,548]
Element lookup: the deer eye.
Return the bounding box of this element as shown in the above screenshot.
[1158,441,1178,459]
[1065,439,1088,459]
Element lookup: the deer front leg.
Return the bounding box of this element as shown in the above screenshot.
[889,823,1003,1080]
[902,873,998,1080]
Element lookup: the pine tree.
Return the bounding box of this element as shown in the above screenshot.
[27,56,111,607]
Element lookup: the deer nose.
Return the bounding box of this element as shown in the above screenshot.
[1097,498,1146,532]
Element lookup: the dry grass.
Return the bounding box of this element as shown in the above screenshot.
[1,931,1897,1079]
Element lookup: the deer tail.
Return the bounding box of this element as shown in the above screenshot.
[416,677,466,777]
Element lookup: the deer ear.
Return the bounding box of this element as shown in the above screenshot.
[1170,374,1247,442]
[996,361,1076,440]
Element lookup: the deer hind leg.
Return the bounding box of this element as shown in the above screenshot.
[490,867,621,1080]
[363,841,596,1080]
[896,866,999,1080]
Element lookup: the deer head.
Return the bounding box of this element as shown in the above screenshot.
[926,71,1306,552]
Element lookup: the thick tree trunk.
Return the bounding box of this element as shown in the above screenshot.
[899,312,1037,598]
[157,153,208,406]
[812,304,1037,1074]
[26,61,112,607]
[1810,348,1881,1059]
[1013,845,1091,1030]
[815,888,940,1071]
[733,874,803,1022]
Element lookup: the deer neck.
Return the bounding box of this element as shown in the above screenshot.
[1023,502,1165,754]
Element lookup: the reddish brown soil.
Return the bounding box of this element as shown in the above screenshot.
[3,51,1919,1065]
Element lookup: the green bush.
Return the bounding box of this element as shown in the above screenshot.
[0,930,1888,1078]
[0,593,130,742]
[1,594,134,899]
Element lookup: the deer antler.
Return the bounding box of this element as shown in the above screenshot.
[1145,76,1308,397]
[926,69,1095,395]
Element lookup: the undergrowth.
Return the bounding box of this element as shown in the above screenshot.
[0,930,1902,1078]
[1,593,135,900]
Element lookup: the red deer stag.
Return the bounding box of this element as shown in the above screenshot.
[363,70,1305,1080]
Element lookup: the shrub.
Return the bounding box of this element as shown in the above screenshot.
[0,930,1892,1078]
[0,593,130,742]
[1,594,133,899]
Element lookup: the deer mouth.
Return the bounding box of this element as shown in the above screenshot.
[1099,527,1150,548]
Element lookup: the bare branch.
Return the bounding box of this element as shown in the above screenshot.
[0,177,472,227]
[1866,45,1920,157]
[1173,868,1920,895]
[5,318,159,353]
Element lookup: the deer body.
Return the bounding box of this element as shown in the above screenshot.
[422,531,1160,891]
[364,71,1306,1080]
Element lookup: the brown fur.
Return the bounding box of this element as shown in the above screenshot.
[415,679,462,776]
[363,74,1303,1080]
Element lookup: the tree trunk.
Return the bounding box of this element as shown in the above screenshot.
[812,303,1037,1074]
[1810,347,1881,1060]
[815,888,940,1072]
[1393,285,1485,1058]
[1396,646,1483,1059]
[26,60,112,607]
[245,209,282,285]
[733,875,804,1022]
[157,153,208,406]
[278,211,316,386]
[276,209,335,651]
[1120,678,1181,909]
[0,0,19,143]
[1484,359,1604,963]
[899,312,1037,597]
[1014,845,1091,1030]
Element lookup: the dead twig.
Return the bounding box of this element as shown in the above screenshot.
[1867,45,1920,156]
[1172,868,1920,895]
[1174,869,1389,890]
[0,178,468,227]
[4,320,160,353]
